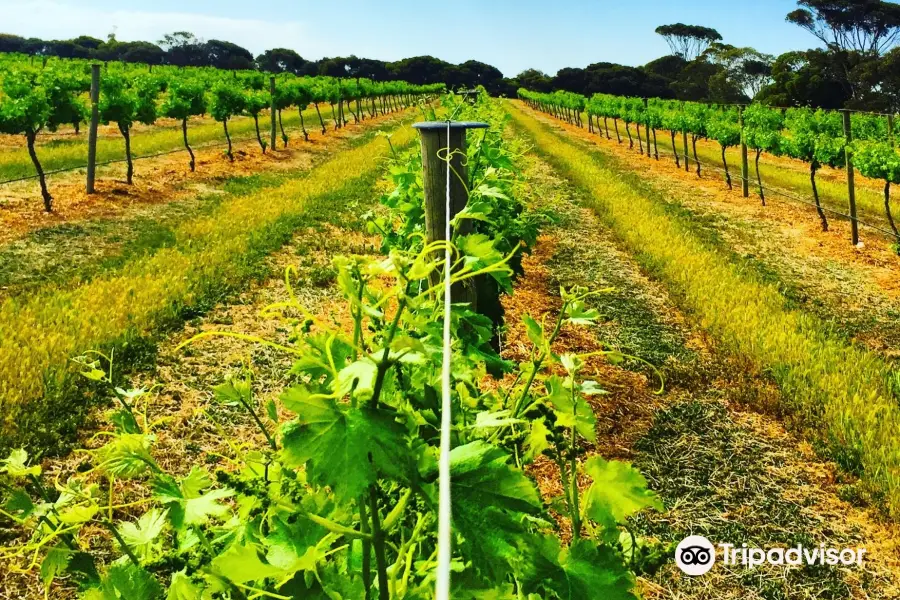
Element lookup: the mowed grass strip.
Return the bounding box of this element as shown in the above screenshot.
[508,101,900,515]
[0,104,341,181]
[0,120,417,448]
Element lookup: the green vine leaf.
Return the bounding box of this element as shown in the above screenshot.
[58,504,98,525]
[519,536,637,600]
[4,488,36,519]
[166,570,202,600]
[119,508,168,562]
[280,394,411,501]
[152,468,233,529]
[449,442,542,580]
[581,456,663,540]
[543,375,596,442]
[93,434,158,479]
[524,420,551,462]
[1,448,41,478]
[209,541,287,586]
[40,543,71,589]
[82,563,163,600]
[337,359,378,400]
[523,314,545,350]
[564,300,600,326]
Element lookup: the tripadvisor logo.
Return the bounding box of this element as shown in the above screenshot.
[675,535,867,576]
[675,535,716,576]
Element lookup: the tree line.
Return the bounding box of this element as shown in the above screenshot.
[0,31,512,95]
[5,1,900,109]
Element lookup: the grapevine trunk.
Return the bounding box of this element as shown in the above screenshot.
[670,130,680,167]
[118,122,133,184]
[181,118,195,172]
[755,148,765,205]
[692,135,701,176]
[223,119,234,162]
[26,130,52,212]
[885,181,899,241]
[721,144,731,190]
[278,109,288,147]
[315,102,326,133]
[810,162,829,231]
[252,114,266,154]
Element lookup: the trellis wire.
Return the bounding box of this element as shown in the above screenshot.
[436,96,470,600]
[643,97,898,120]
[436,118,453,600]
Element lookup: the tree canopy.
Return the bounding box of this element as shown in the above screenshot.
[515,69,553,93]
[704,43,774,99]
[256,48,311,75]
[655,23,723,61]
[205,39,255,70]
[787,0,900,54]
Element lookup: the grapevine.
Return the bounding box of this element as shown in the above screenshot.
[0,54,443,208]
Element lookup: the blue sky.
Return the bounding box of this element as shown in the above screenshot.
[0,0,821,77]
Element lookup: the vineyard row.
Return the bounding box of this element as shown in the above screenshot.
[518,88,900,247]
[0,54,443,210]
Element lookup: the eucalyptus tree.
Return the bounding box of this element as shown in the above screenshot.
[655,23,723,61]
[787,0,900,55]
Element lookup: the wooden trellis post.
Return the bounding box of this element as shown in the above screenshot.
[739,106,749,198]
[842,110,859,246]
[643,98,651,159]
[270,77,277,152]
[86,64,100,194]
[413,120,488,308]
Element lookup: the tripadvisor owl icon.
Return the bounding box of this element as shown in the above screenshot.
[675,535,716,576]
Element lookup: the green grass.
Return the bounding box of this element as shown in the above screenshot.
[0,103,345,181]
[516,151,694,373]
[510,100,900,516]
